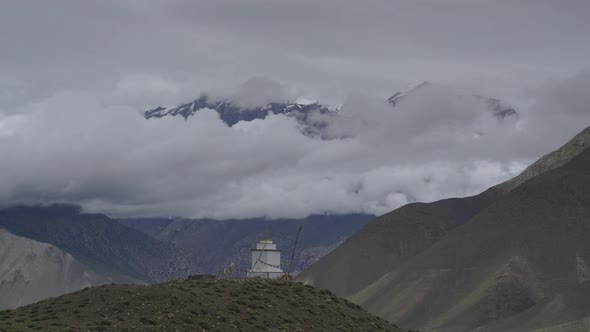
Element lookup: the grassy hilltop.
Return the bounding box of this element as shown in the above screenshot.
[0,277,402,332]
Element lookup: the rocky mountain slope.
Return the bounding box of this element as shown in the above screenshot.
[296,190,501,298]
[496,126,590,192]
[298,126,590,332]
[352,146,590,331]
[0,229,111,310]
[298,189,502,297]
[0,205,191,283]
[475,280,590,332]
[0,278,402,332]
[119,214,373,276]
[298,126,590,298]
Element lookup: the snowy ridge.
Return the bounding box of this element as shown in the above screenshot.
[145,94,338,127]
[145,84,518,132]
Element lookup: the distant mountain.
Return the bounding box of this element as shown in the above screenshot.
[0,205,192,284]
[145,94,337,132]
[144,83,517,130]
[118,214,374,276]
[298,126,590,332]
[387,81,518,120]
[0,278,402,332]
[0,229,112,309]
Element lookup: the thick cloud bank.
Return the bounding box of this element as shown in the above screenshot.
[1,1,589,219]
[1,74,589,219]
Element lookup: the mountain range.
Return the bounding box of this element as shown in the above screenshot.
[297,126,590,332]
[145,93,336,126]
[0,205,192,309]
[0,229,110,310]
[118,214,374,276]
[0,207,372,309]
[144,82,518,133]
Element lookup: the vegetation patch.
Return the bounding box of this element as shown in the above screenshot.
[0,278,404,331]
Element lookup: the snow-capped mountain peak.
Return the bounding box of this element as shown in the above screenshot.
[144,93,336,127]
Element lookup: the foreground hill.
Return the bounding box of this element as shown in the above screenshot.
[119,214,373,276]
[0,229,111,309]
[0,278,402,332]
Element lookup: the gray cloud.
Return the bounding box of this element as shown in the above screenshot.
[0,1,589,218]
[230,77,293,107]
[1,0,589,107]
[0,74,589,219]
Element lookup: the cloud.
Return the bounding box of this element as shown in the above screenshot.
[230,77,293,108]
[0,73,588,219]
[1,1,589,108]
[0,1,589,219]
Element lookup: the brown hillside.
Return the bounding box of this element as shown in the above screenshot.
[296,188,500,297]
[297,126,590,300]
[352,146,590,331]
[475,280,590,332]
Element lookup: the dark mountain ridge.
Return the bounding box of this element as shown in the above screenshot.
[145,93,336,127]
[0,205,191,283]
[119,214,374,276]
[352,146,590,331]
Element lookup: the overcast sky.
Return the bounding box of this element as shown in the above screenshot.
[0,1,589,218]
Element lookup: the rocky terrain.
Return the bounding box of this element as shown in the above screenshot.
[0,229,111,309]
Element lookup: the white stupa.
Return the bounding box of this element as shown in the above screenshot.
[247,240,285,279]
